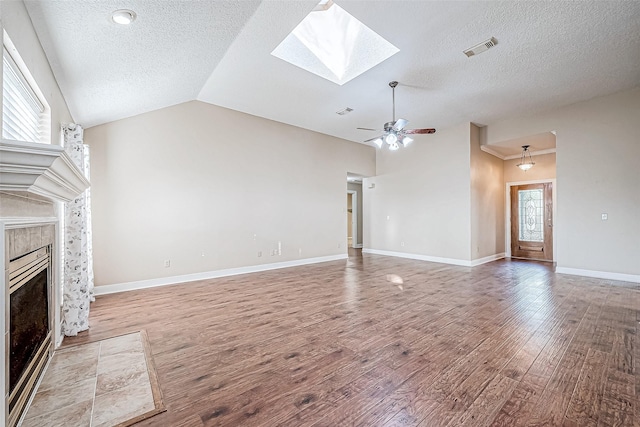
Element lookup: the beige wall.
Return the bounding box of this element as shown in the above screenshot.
[470,124,504,260]
[364,122,472,261]
[504,153,556,183]
[347,182,363,246]
[487,87,640,276]
[85,101,375,286]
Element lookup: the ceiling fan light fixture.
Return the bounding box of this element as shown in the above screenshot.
[401,136,413,146]
[389,142,400,151]
[384,133,398,145]
[373,138,383,148]
[516,145,535,171]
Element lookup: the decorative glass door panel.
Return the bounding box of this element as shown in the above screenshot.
[511,183,553,261]
[518,189,544,242]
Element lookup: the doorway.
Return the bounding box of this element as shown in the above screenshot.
[347,190,357,248]
[507,181,555,262]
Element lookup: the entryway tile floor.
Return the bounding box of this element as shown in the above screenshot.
[21,332,157,427]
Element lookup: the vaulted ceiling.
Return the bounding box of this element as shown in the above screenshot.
[24,1,640,155]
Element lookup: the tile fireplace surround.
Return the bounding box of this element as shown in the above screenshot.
[1,139,90,427]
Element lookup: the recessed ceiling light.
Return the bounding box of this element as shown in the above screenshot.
[111,9,137,25]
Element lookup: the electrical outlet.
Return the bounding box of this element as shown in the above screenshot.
[298,248,302,256]
[401,241,405,247]
[164,259,170,268]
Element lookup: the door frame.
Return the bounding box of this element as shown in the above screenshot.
[347,190,361,248]
[505,179,556,261]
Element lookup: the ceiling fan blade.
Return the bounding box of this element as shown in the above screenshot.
[393,118,408,131]
[404,128,436,135]
[364,135,384,143]
[357,127,381,131]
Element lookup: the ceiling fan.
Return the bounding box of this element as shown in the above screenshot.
[358,81,435,150]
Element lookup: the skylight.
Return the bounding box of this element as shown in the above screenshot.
[271,0,399,85]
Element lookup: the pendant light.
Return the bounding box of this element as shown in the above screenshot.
[517,145,535,171]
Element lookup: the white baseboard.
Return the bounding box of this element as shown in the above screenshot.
[94,254,348,296]
[362,248,505,267]
[353,244,363,249]
[556,267,640,284]
[470,252,507,266]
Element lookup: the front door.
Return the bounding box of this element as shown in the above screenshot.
[510,183,553,261]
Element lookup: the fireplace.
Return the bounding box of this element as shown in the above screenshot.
[1,139,90,427]
[7,245,52,427]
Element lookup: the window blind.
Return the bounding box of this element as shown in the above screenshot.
[2,49,46,143]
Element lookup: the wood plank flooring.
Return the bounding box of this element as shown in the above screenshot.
[62,252,639,426]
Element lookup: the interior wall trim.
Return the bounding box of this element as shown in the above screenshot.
[94,254,349,296]
[469,253,507,266]
[363,248,505,267]
[556,267,640,284]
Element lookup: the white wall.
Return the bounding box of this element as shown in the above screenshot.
[364,122,472,261]
[85,101,375,286]
[487,87,640,277]
[470,124,504,260]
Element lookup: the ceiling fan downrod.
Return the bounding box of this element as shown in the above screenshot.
[389,80,398,123]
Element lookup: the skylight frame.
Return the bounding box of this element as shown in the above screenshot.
[271,1,399,85]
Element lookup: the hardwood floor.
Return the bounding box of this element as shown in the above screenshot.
[63,252,639,426]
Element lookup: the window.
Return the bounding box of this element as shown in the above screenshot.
[2,36,50,144]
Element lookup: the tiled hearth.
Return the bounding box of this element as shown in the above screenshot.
[21,332,163,427]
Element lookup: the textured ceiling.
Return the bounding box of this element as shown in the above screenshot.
[24,1,640,150]
[24,0,261,127]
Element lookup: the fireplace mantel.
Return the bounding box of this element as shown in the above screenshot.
[0,139,90,202]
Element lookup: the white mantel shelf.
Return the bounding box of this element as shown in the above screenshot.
[0,139,90,202]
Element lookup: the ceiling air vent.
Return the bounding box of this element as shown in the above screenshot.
[336,107,354,115]
[463,37,498,57]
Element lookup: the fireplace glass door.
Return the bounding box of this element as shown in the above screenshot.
[8,246,51,426]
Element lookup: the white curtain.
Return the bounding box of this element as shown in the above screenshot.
[61,123,95,336]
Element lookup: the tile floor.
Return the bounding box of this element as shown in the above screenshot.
[21,332,156,427]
